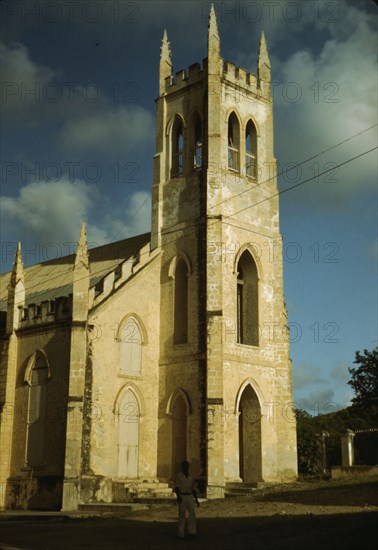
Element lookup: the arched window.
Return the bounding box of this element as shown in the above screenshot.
[174,259,189,344]
[237,250,259,346]
[26,353,48,467]
[171,116,184,177]
[191,112,202,169]
[228,112,240,171]
[120,318,142,375]
[245,120,257,179]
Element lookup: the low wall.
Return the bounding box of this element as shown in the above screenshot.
[331,465,378,479]
[3,476,63,510]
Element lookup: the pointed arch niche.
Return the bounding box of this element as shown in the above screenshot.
[166,389,191,478]
[235,381,263,482]
[24,350,51,468]
[169,252,192,345]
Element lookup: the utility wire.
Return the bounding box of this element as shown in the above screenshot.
[1,137,377,310]
[224,147,377,220]
[208,123,378,211]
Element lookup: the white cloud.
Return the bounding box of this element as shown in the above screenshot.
[0,41,55,86]
[123,191,152,236]
[295,389,339,415]
[0,41,57,124]
[0,180,151,268]
[58,105,154,154]
[1,179,97,245]
[229,1,377,211]
[271,3,378,209]
[1,41,155,155]
[330,362,349,382]
[98,191,152,242]
[293,362,328,389]
[293,360,353,413]
[0,41,81,126]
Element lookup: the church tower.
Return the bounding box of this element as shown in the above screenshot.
[153,6,297,496]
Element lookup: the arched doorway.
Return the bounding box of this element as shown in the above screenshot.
[171,394,188,478]
[238,385,262,482]
[118,389,139,478]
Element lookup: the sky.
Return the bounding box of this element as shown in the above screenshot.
[1,0,377,414]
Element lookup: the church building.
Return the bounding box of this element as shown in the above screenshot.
[0,7,297,510]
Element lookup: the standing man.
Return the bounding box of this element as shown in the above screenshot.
[175,460,200,539]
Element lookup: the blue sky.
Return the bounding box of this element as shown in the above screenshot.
[1,0,377,413]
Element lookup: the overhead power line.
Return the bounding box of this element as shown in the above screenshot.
[1,132,377,310]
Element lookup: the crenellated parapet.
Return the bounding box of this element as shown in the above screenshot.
[19,296,72,328]
[89,242,156,309]
[161,57,267,99]
[223,61,260,91]
[161,60,206,95]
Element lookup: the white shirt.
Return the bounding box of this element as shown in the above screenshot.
[175,472,195,494]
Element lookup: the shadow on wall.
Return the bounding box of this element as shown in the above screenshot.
[4,476,63,510]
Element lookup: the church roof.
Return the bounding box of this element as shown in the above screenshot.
[0,233,151,312]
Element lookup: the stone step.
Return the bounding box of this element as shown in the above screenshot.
[137,486,173,493]
[122,482,175,498]
[224,481,259,489]
[133,495,176,504]
[123,482,172,491]
[225,489,256,497]
[78,503,148,513]
[137,492,175,498]
[224,481,265,497]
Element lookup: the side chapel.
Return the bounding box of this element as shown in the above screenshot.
[0,7,297,510]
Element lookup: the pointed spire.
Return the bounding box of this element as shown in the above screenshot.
[258,31,271,82]
[208,3,221,73]
[7,242,25,334]
[10,242,24,288]
[208,3,220,42]
[160,29,172,65]
[72,223,89,321]
[74,222,89,270]
[159,29,173,95]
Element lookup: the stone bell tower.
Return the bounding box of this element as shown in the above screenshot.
[153,5,297,497]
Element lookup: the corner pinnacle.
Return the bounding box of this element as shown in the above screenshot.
[10,241,24,287]
[208,3,220,42]
[258,31,271,71]
[75,222,89,269]
[161,29,172,65]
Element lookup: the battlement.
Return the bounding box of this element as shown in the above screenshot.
[222,60,265,97]
[89,256,135,308]
[89,242,155,309]
[161,57,268,99]
[163,60,206,94]
[19,296,72,328]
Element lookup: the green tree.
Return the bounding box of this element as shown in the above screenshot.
[295,408,321,475]
[348,347,378,405]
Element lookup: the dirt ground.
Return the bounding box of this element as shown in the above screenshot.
[1,476,377,550]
